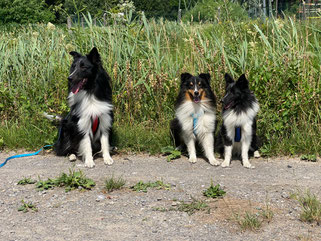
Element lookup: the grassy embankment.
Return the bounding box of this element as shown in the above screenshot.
[0,15,320,156]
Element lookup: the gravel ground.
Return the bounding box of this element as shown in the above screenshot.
[0,151,320,241]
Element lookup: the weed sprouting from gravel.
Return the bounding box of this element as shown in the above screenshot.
[17,177,36,185]
[36,169,95,192]
[203,181,226,199]
[131,180,171,193]
[292,190,321,225]
[18,200,38,213]
[105,176,126,192]
[161,146,181,162]
[235,211,262,231]
[176,198,209,215]
[234,204,274,231]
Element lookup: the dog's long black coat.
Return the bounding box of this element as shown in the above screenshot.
[55,48,113,166]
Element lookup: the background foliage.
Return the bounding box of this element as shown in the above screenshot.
[0,13,320,156]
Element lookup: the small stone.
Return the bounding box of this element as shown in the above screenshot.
[96,195,105,202]
[69,154,77,162]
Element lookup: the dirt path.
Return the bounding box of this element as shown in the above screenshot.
[0,152,320,240]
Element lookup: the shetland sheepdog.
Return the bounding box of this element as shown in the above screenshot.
[216,73,260,169]
[55,47,114,168]
[170,73,219,165]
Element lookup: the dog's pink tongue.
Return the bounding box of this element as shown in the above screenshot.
[72,85,80,94]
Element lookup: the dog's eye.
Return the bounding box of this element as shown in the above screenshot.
[189,82,194,87]
[198,82,202,87]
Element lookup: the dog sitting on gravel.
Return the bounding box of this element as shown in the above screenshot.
[170,73,219,166]
[54,47,114,168]
[216,73,261,168]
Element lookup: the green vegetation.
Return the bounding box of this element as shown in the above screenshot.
[292,190,321,225]
[17,177,36,185]
[176,198,208,215]
[203,181,226,199]
[161,146,181,162]
[18,200,38,213]
[131,180,171,193]
[36,169,95,192]
[0,15,320,156]
[300,154,317,162]
[105,176,126,192]
[234,205,273,231]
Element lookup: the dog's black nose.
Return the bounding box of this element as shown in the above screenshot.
[194,91,199,96]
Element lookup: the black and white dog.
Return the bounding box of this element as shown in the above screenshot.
[170,73,219,166]
[216,73,260,169]
[55,47,114,168]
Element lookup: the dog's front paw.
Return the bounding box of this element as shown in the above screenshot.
[254,151,261,158]
[209,158,220,166]
[104,157,114,165]
[85,159,95,168]
[243,161,255,169]
[189,156,197,164]
[221,160,230,168]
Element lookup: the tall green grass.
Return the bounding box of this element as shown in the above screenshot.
[0,16,320,156]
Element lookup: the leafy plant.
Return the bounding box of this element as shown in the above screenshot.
[36,169,95,192]
[300,154,317,162]
[131,180,170,193]
[176,198,208,215]
[17,177,36,185]
[203,181,226,199]
[292,190,321,225]
[18,200,38,213]
[105,176,126,192]
[161,146,181,162]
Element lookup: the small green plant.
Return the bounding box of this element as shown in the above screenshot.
[176,198,208,215]
[300,154,317,162]
[36,178,56,191]
[105,176,126,192]
[161,146,181,162]
[234,205,274,231]
[292,190,321,224]
[131,180,171,193]
[17,177,36,185]
[36,169,95,192]
[203,181,226,199]
[18,200,38,213]
[235,211,262,231]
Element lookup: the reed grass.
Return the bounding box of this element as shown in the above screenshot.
[0,16,320,156]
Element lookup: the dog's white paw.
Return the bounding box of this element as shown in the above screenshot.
[104,157,114,165]
[68,154,77,162]
[254,151,261,158]
[85,159,95,168]
[243,162,255,169]
[209,158,220,166]
[221,161,230,168]
[189,156,197,164]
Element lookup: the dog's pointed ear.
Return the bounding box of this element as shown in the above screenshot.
[69,51,82,59]
[199,73,210,85]
[181,72,192,83]
[236,74,249,89]
[87,47,101,64]
[224,73,234,88]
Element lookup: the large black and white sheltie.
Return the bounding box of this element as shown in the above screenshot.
[170,73,219,166]
[216,73,260,169]
[55,47,114,168]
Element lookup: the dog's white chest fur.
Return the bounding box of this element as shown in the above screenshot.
[176,101,216,138]
[68,91,113,136]
[223,101,259,147]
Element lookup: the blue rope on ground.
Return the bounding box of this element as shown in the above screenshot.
[0,145,52,168]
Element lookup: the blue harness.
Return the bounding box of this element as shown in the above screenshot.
[191,113,202,136]
[234,127,242,142]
